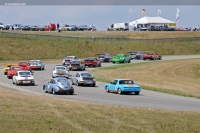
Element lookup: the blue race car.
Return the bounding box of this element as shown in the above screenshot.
[104,79,141,95]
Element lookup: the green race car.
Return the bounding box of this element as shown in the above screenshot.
[112,54,131,64]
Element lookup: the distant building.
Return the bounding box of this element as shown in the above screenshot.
[129,16,176,31]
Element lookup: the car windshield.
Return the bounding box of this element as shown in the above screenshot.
[30,61,39,64]
[19,72,31,76]
[71,61,80,64]
[119,80,134,84]
[66,57,73,59]
[85,58,94,61]
[104,54,110,58]
[81,73,92,77]
[57,79,67,83]
[130,52,137,55]
[12,67,21,70]
[98,55,105,58]
[56,67,66,70]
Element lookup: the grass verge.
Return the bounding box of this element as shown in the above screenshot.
[0,86,200,133]
[90,59,200,99]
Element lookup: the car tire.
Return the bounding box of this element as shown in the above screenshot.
[135,92,140,95]
[71,80,74,85]
[4,72,6,75]
[52,89,56,95]
[92,84,96,87]
[159,57,162,60]
[76,81,79,86]
[99,63,101,67]
[69,92,74,95]
[117,88,122,95]
[31,83,35,86]
[105,86,109,93]
[112,62,115,64]
[12,79,15,84]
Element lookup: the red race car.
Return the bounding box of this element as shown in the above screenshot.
[143,52,162,60]
[18,61,32,71]
[7,66,22,79]
[84,57,101,67]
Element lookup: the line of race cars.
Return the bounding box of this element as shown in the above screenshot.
[3,52,161,96]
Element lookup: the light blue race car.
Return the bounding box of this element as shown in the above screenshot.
[104,79,141,95]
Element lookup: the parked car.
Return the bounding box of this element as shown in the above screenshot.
[22,25,32,31]
[97,53,112,62]
[69,60,85,71]
[112,54,131,64]
[7,66,22,79]
[78,25,89,31]
[62,56,78,65]
[4,64,17,75]
[104,79,141,95]
[143,52,162,60]
[52,65,70,78]
[61,24,77,31]
[29,60,45,70]
[71,72,96,86]
[31,25,40,31]
[84,57,101,67]
[43,77,74,95]
[18,61,32,71]
[12,71,35,86]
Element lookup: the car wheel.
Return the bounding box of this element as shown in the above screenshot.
[4,72,6,75]
[105,86,109,93]
[159,57,162,60]
[71,80,74,85]
[99,63,101,67]
[31,83,35,86]
[69,92,74,95]
[112,62,115,64]
[76,81,79,86]
[12,79,15,84]
[52,89,56,95]
[117,88,122,95]
[92,84,96,87]
[135,92,140,95]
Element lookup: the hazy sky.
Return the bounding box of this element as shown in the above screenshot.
[0,5,199,30]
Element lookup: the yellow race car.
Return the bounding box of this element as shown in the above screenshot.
[4,64,17,75]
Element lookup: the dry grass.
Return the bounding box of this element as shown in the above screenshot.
[0,86,200,133]
[91,59,200,98]
[2,30,200,39]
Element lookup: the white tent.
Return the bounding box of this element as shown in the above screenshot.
[129,16,175,27]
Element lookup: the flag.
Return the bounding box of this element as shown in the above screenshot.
[177,8,180,14]
[176,8,180,22]
[130,8,132,13]
[176,13,179,22]
[142,9,146,13]
[158,9,161,14]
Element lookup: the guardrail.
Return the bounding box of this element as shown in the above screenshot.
[1,31,200,42]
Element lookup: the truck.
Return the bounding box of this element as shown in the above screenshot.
[107,23,129,31]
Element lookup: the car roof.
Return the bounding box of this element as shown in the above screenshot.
[17,70,31,73]
[30,60,41,62]
[53,77,68,80]
[114,79,133,81]
[77,71,90,74]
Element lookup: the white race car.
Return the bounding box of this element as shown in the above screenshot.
[52,65,70,79]
[12,71,35,86]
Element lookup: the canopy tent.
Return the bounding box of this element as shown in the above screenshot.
[129,16,175,27]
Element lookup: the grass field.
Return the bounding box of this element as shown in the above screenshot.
[0,86,200,133]
[90,59,200,98]
[0,32,200,61]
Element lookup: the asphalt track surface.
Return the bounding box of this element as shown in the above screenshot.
[1,55,200,112]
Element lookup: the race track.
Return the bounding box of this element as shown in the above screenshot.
[1,55,200,111]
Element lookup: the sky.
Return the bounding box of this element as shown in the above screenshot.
[0,5,199,30]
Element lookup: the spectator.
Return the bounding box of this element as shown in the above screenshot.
[57,23,60,30]
[92,35,96,42]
